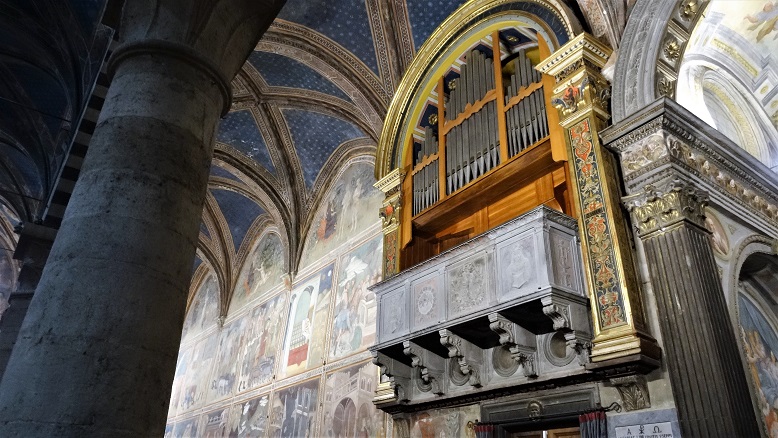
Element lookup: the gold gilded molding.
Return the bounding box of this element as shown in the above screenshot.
[539,33,659,364]
[625,181,709,236]
[374,0,580,180]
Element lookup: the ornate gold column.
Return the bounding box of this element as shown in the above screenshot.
[375,168,403,280]
[538,34,660,364]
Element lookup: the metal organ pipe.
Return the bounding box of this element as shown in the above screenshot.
[504,49,550,159]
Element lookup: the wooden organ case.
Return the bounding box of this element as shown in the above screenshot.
[401,32,572,269]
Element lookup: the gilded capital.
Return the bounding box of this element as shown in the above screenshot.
[537,33,613,124]
[625,181,709,236]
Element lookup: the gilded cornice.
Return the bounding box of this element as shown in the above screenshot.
[625,181,708,236]
[536,33,612,82]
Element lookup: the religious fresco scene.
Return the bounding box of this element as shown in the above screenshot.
[166,158,388,435]
[230,233,286,313]
[300,162,385,267]
[739,294,778,437]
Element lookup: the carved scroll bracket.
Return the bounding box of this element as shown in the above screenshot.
[488,313,539,377]
[403,341,445,395]
[439,329,482,387]
[372,351,411,404]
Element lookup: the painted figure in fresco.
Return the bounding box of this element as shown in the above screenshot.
[745,1,778,42]
[317,199,338,243]
[288,285,315,367]
[740,295,778,437]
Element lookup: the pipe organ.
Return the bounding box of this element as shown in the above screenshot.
[410,47,551,218]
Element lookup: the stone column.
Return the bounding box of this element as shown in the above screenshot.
[624,182,759,436]
[0,2,285,437]
[0,223,56,375]
[603,98,764,437]
[537,34,660,366]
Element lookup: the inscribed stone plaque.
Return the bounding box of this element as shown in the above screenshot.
[615,422,673,438]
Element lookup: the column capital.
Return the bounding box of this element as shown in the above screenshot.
[625,181,708,237]
[537,33,613,124]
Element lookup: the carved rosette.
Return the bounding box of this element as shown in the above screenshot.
[375,169,404,277]
[625,181,709,237]
[538,33,658,364]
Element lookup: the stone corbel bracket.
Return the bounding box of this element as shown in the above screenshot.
[610,375,651,411]
[372,351,411,404]
[439,329,482,387]
[403,341,445,395]
[541,296,592,364]
[488,313,538,377]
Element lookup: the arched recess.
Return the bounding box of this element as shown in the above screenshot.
[611,0,705,123]
[731,248,778,436]
[374,0,582,179]
[676,61,776,167]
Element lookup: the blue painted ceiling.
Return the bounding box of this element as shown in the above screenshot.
[212,189,266,252]
[278,0,379,74]
[406,0,466,50]
[217,110,275,174]
[248,51,351,102]
[282,109,366,187]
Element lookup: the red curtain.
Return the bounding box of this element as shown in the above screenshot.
[579,410,607,438]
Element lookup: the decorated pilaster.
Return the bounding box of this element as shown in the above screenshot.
[376,168,403,278]
[537,34,660,365]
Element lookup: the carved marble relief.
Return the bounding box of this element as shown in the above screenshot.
[497,235,537,301]
[411,274,443,331]
[447,252,492,318]
[549,228,579,292]
[380,287,408,343]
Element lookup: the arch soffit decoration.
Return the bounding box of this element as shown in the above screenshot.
[374,0,582,179]
[612,0,707,123]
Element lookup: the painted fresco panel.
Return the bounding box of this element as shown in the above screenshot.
[300,162,383,267]
[269,379,320,437]
[171,416,200,438]
[280,264,334,377]
[238,292,288,392]
[323,361,387,438]
[407,404,480,438]
[208,316,247,403]
[330,235,382,360]
[231,232,285,313]
[182,274,219,343]
[176,335,218,413]
[739,294,778,437]
[229,394,271,437]
[201,407,231,438]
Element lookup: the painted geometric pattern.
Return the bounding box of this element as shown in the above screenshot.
[569,118,626,329]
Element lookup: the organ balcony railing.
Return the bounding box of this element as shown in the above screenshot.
[401,35,570,269]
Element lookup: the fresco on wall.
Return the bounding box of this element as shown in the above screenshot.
[173,335,218,413]
[208,316,247,403]
[228,394,271,437]
[181,274,219,343]
[300,162,383,267]
[269,379,320,437]
[407,404,480,438]
[231,232,285,313]
[330,235,382,360]
[238,292,288,392]
[171,416,199,438]
[739,294,778,437]
[280,263,334,377]
[201,407,231,437]
[322,361,386,437]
